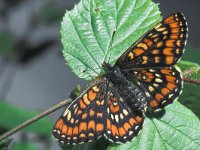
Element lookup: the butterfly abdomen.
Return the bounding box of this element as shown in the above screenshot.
[108,66,147,112]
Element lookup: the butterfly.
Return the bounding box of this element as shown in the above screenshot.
[53,13,188,144]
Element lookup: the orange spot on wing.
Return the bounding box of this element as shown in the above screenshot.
[169,22,179,28]
[89,90,96,101]
[89,110,95,117]
[61,124,68,134]
[155,56,160,63]
[96,124,104,132]
[55,119,63,129]
[79,122,87,132]
[152,49,159,55]
[111,125,119,136]
[97,112,103,118]
[161,69,172,75]
[163,48,173,56]
[80,99,87,109]
[164,15,175,24]
[171,28,180,34]
[150,100,159,108]
[166,40,176,47]
[165,56,174,65]
[123,123,131,132]
[166,75,176,83]
[144,38,153,47]
[73,126,79,135]
[83,94,90,105]
[82,113,88,119]
[167,83,176,91]
[134,48,144,56]
[80,133,86,138]
[119,127,126,137]
[67,127,73,136]
[170,34,179,39]
[129,118,136,126]
[155,94,164,102]
[157,42,163,47]
[88,120,95,130]
[136,116,142,123]
[110,104,120,113]
[137,43,148,50]
[161,88,170,95]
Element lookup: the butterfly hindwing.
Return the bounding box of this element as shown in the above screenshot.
[104,85,144,143]
[123,67,182,111]
[53,79,107,144]
[116,13,188,69]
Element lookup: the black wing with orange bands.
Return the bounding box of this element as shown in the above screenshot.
[124,67,182,111]
[116,13,188,69]
[53,80,107,144]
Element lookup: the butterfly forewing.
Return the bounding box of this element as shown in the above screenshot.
[116,13,188,69]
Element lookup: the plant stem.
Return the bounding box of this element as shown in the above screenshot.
[0,98,72,142]
[183,77,200,85]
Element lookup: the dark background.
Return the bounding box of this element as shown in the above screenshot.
[0,0,199,149]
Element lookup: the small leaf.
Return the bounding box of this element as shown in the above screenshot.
[107,101,200,150]
[0,139,13,150]
[178,61,200,118]
[61,0,161,80]
[0,102,53,136]
[12,142,38,150]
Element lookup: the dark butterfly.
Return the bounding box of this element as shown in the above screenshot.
[53,13,188,144]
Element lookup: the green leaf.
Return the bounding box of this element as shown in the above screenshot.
[107,101,200,150]
[0,139,13,150]
[0,102,53,136]
[61,0,161,80]
[12,142,38,150]
[177,61,200,118]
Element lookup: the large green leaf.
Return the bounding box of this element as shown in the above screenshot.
[61,0,161,80]
[0,102,53,136]
[178,61,200,118]
[107,101,200,150]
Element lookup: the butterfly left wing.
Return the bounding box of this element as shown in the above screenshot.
[53,79,108,144]
[104,85,144,143]
[116,13,188,69]
[123,67,182,111]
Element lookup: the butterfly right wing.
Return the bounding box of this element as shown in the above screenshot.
[53,78,108,145]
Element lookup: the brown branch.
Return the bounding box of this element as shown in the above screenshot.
[183,77,200,85]
[0,98,72,142]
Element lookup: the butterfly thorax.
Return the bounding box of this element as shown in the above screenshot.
[102,62,147,112]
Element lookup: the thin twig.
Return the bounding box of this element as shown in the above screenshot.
[183,77,200,85]
[0,98,72,142]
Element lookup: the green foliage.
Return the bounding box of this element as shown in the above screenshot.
[178,61,200,118]
[0,139,13,150]
[12,142,38,150]
[0,102,53,136]
[61,0,161,80]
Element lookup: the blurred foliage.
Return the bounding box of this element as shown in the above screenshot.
[182,46,200,64]
[0,102,53,137]
[12,142,38,150]
[40,3,65,23]
[0,31,16,57]
[0,138,13,150]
